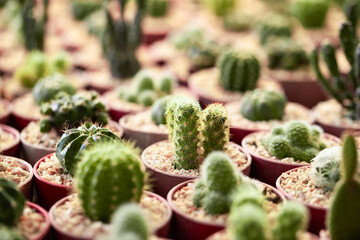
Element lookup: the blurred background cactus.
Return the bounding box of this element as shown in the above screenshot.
[146,0,168,18]
[290,0,329,29]
[0,224,24,240]
[203,0,236,17]
[257,14,292,46]
[71,0,101,21]
[151,96,171,125]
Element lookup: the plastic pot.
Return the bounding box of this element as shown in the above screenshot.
[205,230,319,240]
[315,118,359,138]
[167,179,285,240]
[1,124,20,157]
[276,166,327,234]
[142,141,252,198]
[11,97,40,131]
[49,191,172,240]
[0,98,11,124]
[27,202,51,240]
[241,132,340,186]
[142,31,168,45]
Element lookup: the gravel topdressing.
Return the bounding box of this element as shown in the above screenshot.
[18,205,47,239]
[0,156,30,185]
[22,122,60,149]
[226,102,310,130]
[122,110,168,133]
[0,127,16,150]
[143,141,249,176]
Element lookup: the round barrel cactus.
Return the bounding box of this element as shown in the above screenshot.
[0,178,26,226]
[76,141,145,223]
[257,14,292,45]
[290,0,329,29]
[218,50,260,93]
[147,0,168,17]
[240,89,287,121]
[56,123,121,176]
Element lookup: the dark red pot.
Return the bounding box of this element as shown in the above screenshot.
[276,166,327,234]
[242,132,340,186]
[142,31,168,45]
[27,202,51,240]
[167,179,285,240]
[205,230,319,240]
[142,141,252,198]
[49,192,172,240]
[315,118,359,138]
[0,124,20,157]
[11,97,39,131]
[0,98,11,124]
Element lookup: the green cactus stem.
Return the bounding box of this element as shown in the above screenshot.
[71,0,101,21]
[151,96,170,125]
[257,14,292,45]
[290,0,329,29]
[222,13,253,32]
[147,0,168,17]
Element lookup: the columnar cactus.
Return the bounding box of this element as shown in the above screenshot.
[257,14,292,45]
[71,0,101,21]
[147,0,168,17]
[218,50,260,93]
[327,135,360,240]
[240,89,287,121]
[192,151,239,215]
[290,0,329,29]
[201,104,229,157]
[56,123,121,176]
[39,92,108,133]
[261,121,327,162]
[77,141,144,223]
[32,73,76,105]
[151,96,170,125]
[0,178,26,226]
[0,225,24,240]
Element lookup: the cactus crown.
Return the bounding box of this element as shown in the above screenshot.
[290,0,329,29]
[146,0,168,17]
[56,122,121,176]
[257,13,292,45]
[77,141,144,223]
[39,91,108,133]
[327,135,360,240]
[0,178,26,226]
[240,89,287,122]
[218,50,260,93]
[71,0,101,21]
[261,120,327,163]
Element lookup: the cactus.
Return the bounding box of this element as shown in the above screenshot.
[0,225,24,240]
[201,104,229,157]
[138,90,158,107]
[56,123,121,176]
[135,71,156,93]
[170,29,204,50]
[186,40,219,70]
[71,0,101,21]
[192,151,238,215]
[112,203,148,240]
[204,0,236,17]
[147,0,168,17]
[327,135,360,240]
[77,141,144,223]
[290,0,329,29]
[257,14,292,45]
[151,96,171,125]
[0,178,26,226]
[240,89,287,121]
[50,52,70,74]
[32,73,76,106]
[222,13,253,32]
[261,121,326,162]
[157,74,174,94]
[265,37,309,70]
[218,50,260,93]
[39,91,108,133]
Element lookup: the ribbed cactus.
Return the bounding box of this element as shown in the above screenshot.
[158,74,174,94]
[39,92,108,133]
[32,73,76,106]
[265,37,309,70]
[218,50,260,93]
[327,135,360,240]
[222,13,252,32]
[0,178,25,226]
[240,89,287,121]
[71,0,101,21]
[112,203,148,240]
[0,225,24,240]
[204,0,236,17]
[147,0,168,17]
[187,40,219,70]
[290,0,329,29]
[201,104,229,157]
[151,96,170,125]
[261,121,326,162]
[56,123,121,176]
[138,90,158,107]
[77,141,144,223]
[257,14,292,45]
[192,151,239,215]
[310,10,360,121]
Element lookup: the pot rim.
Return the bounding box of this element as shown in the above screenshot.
[0,124,20,153]
[26,201,51,240]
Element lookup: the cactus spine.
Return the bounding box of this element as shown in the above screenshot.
[77,142,144,223]
[290,0,329,28]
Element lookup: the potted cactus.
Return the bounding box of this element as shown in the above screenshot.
[0,124,20,157]
[225,89,312,143]
[49,141,172,239]
[276,136,360,233]
[242,120,340,185]
[167,151,284,240]
[0,178,50,240]
[142,97,252,197]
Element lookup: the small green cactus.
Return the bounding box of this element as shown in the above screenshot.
[138,90,158,107]
[186,40,219,70]
[0,225,24,240]
[290,0,329,29]
[50,52,70,74]
[135,71,156,93]
[204,0,236,17]
[157,74,174,94]
[39,92,108,133]
[147,0,168,17]
[201,104,229,157]
[71,0,101,21]
[151,96,170,125]
[32,73,76,106]
[170,28,204,50]
[240,89,287,122]
[327,135,360,240]
[0,178,26,226]
[218,50,260,93]
[257,14,292,45]
[262,121,326,162]
[222,13,253,32]
[77,141,144,223]
[56,123,121,176]
[265,37,309,70]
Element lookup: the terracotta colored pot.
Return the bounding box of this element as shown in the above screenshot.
[142,140,252,198]
[205,230,319,240]
[27,202,51,240]
[167,179,285,240]
[0,124,20,157]
[0,98,11,124]
[276,166,327,234]
[11,97,40,131]
[119,114,168,149]
[49,191,172,240]
[242,132,340,186]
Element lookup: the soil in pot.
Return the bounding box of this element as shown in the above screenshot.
[0,124,19,155]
